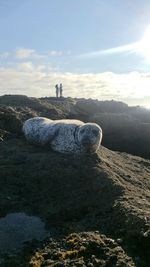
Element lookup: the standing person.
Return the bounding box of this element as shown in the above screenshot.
[55,84,59,98]
[60,83,63,97]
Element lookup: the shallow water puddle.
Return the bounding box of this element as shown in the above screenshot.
[0,212,48,252]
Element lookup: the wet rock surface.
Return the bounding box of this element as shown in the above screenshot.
[0,213,48,253]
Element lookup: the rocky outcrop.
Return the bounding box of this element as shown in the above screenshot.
[0,95,150,266]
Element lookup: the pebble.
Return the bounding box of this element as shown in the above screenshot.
[117,238,123,244]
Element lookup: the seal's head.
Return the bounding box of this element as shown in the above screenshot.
[77,123,102,153]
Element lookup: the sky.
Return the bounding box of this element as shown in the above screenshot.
[1,0,150,107]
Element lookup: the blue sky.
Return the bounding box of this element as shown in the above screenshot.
[1,0,150,107]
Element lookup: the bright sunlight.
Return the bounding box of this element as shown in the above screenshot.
[137,25,150,61]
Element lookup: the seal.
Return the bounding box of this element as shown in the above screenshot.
[23,117,102,154]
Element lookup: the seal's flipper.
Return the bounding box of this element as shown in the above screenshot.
[41,124,60,145]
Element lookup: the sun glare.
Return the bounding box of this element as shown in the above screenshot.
[137,26,150,61]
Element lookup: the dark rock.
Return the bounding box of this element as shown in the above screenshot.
[0,95,150,267]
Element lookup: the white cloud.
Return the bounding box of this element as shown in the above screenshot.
[78,42,139,59]
[0,52,10,58]
[17,62,46,72]
[48,50,63,56]
[15,48,65,60]
[2,48,71,62]
[48,50,72,57]
[0,64,150,108]
[16,48,35,59]
[17,62,35,72]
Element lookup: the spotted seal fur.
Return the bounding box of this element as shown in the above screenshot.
[23,117,102,154]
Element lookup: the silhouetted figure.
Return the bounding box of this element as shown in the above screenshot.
[55,84,59,98]
[60,83,63,97]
